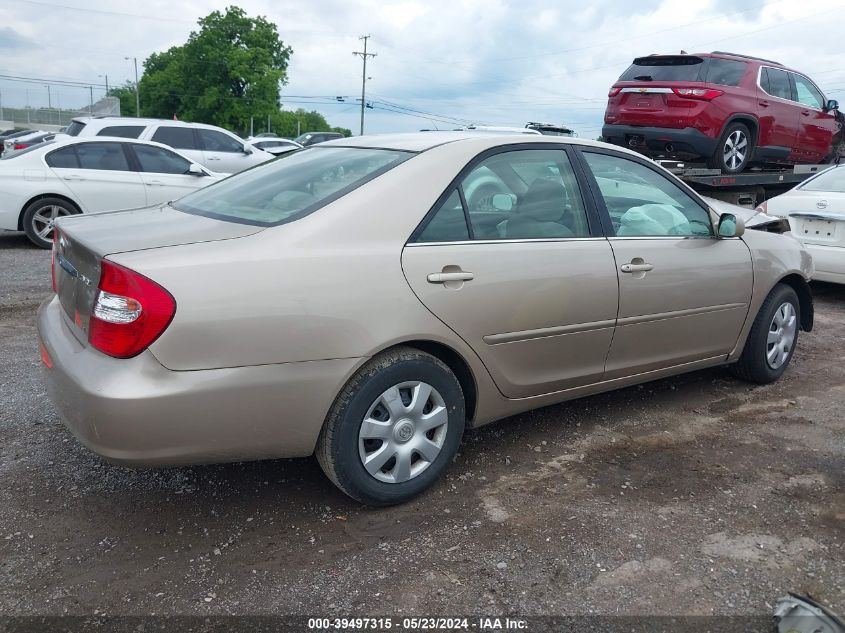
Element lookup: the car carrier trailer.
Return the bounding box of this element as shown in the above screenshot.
[659,161,832,208]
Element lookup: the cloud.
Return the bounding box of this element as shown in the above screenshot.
[0,26,34,50]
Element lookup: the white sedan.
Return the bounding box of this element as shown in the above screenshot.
[0,136,223,248]
[761,165,845,283]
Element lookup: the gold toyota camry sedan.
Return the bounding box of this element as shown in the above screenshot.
[38,132,814,505]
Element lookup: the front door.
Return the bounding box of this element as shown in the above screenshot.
[791,73,840,163]
[130,143,209,204]
[578,149,753,379]
[402,147,619,398]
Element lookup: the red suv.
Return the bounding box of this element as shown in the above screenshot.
[602,52,843,173]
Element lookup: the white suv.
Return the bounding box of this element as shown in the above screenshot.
[65,117,273,174]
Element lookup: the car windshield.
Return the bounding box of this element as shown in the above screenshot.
[800,166,845,192]
[173,147,412,226]
[0,140,55,159]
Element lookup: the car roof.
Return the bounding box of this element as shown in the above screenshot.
[321,131,629,154]
[71,116,240,132]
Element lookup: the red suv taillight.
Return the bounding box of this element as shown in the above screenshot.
[608,87,622,97]
[88,260,176,359]
[671,88,724,100]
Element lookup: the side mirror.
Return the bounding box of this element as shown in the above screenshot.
[243,144,253,154]
[826,99,839,112]
[718,213,745,237]
[188,163,206,176]
[491,193,514,212]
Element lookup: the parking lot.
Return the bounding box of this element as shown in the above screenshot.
[0,227,843,617]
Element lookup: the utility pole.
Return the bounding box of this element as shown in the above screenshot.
[352,35,376,136]
[99,74,109,93]
[89,86,94,115]
[125,56,140,117]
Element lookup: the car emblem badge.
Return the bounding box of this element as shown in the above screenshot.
[817,200,828,209]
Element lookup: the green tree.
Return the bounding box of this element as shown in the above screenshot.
[106,82,138,117]
[139,6,293,131]
[269,109,351,138]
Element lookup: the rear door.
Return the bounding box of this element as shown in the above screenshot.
[45,141,147,212]
[129,143,210,204]
[791,73,839,163]
[149,125,205,167]
[401,146,619,398]
[577,148,753,378]
[197,128,260,173]
[757,66,800,158]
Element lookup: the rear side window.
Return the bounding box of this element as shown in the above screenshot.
[618,56,704,82]
[64,121,86,137]
[151,126,197,150]
[97,125,144,139]
[174,147,410,226]
[416,190,469,242]
[75,142,131,171]
[133,144,192,174]
[705,59,747,86]
[197,129,243,153]
[45,146,80,168]
[762,67,793,100]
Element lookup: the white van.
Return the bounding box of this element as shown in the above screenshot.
[65,117,273,174]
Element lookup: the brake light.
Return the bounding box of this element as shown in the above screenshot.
[756,201,768,214]
[13,143,28,150]
[608,87,622,98]
[671,88,724,100]
[51,231,58,293]
[88,260,176,359]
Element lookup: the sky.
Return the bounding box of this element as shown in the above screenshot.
[2,0,845,137]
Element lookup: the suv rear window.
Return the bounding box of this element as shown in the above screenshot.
[618,56,704,82]
[173,147,411,227]
[65,121,86,137]
[705,59,747,86]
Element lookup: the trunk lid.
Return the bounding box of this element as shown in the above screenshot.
[53,204,263,343]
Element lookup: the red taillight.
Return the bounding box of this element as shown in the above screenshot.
[88,260,176,359]
[51,230,58,293]
[39,340,53,368]
[671,87,724,100]
[608,87,622,98]
[13,143,28,150]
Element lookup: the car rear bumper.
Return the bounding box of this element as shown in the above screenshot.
[602,124,718,159]
[802,243,845,283]
[37,295,362,466]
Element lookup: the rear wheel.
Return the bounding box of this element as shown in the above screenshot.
[708,122,753,174]
[730,284,800,384]
[316,347,465,505]
[22,197,80,249]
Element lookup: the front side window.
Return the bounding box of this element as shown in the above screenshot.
[582,152,713,237]
[174,147,410,226]
[198,129,244,153]
[151,126,197,150]
[763,67,793,100]
[415,149,590,241]
[75,142,130,171]
[133,144,192,174]
[792,74,825,109]
[97,125,144,139]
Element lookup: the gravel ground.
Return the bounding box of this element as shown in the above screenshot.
[0,228,843,619]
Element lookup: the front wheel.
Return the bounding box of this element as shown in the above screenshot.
[22,197,80,249]
[316,347,466,505]
[729,284,800,384]
[708,122,753,174]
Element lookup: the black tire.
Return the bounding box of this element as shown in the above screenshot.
[708,122,754,174]
[316,347,465,506]
[730,284,800,384]
[22,197,80,249]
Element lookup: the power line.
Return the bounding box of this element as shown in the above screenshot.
[11,0,194,23]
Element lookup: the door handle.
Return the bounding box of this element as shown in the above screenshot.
[620,263,654,273]
[147,180,166,186]
[207,156,221,161]
[427,271,474,283]
[62,175,84,181]
[759,100,769,108]
[801,110,811,116]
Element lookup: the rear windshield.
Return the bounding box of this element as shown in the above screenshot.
[65,121,86,137]
[619,56,704,82]
[173,147,412,227]
[799,166,845,192]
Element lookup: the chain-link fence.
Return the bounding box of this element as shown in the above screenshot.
[1,97,120,129]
